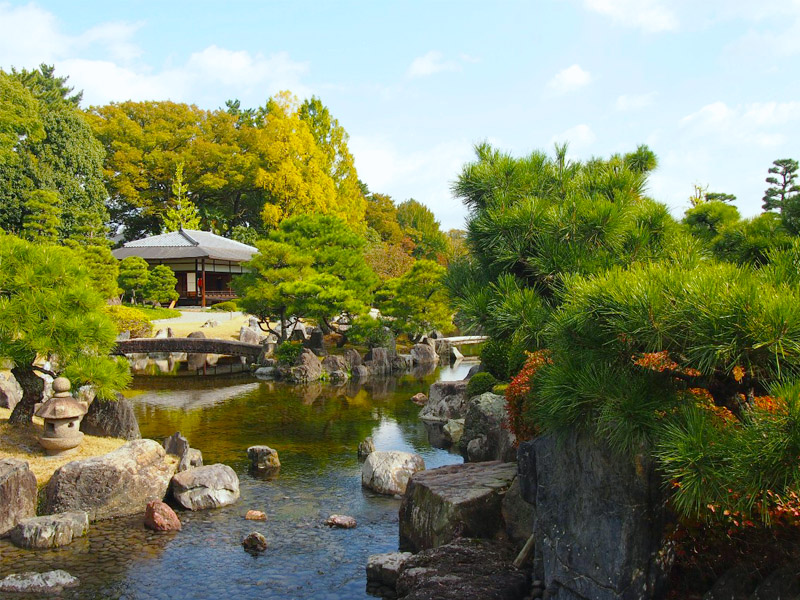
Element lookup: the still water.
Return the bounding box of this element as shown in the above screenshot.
[0,363,470,600]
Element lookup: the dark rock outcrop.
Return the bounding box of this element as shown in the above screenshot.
[43,439,177,521]
[322,355,348,375]
[343,348,362,369]
[399,461,518,553]
[395,538,528,600]
[365,347,392,376]
[460,393,516,463]
[517,431,671,600]
[286,349,323,383]
[0,458,37,537]
[80,393,141,440]
[419,380,469,423]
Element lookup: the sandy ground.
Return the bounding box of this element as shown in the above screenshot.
[151,311,251,340]
[0,407,126,487]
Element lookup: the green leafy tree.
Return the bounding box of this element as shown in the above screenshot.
[365,191,405,244]
[396,199,448,261]
[118,256,151,304]
[162,162,201,231]
[144,265,179,305]
[0,72,44,166]
[377,259,452,340]
[0,234,130,425]
[74,244,121,300]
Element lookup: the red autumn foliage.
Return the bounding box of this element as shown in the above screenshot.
[504,350,551,442]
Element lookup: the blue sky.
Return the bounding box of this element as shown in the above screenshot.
[1,1,798,229]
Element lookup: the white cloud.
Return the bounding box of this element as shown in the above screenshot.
[350,135,474,229]
[549,124,596,150]
[546,64,592,95]
[407,51,461,78]
[616,92,656,111]
[0,2,68,66]
[583,0,679,32]
[680,101,800,147]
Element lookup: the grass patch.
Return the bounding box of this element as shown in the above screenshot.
[0,407,126,488]
[123,304,181,320]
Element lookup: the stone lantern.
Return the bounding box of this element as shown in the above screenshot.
[34,377,88,455]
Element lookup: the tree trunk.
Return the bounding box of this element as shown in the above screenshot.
[8,366,44,425]
[279,308,287,343]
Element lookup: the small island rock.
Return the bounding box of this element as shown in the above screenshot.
[144,501,181,532]
[362,451,425,496]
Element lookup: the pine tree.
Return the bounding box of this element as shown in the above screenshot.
[144,265,179,305]
[762,158,799,213]
[21,189,61,244]
[118,256,150,304]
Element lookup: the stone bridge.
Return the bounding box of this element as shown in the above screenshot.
[113,337,262,359]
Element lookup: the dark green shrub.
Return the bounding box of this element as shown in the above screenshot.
[275,341,303,365]
[210,300,239,312]
[480,338,511,380]
[346,316,394,349]
[466,371,498,398]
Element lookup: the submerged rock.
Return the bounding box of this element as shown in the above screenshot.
[43,439,177,522]
[9,511,89,549]
[399,461,518,553]
[411,392,428,406]
[0,570,79,594]
[0,458,37,537]
[144,500,181,532]
[395,538,528,600]
[245,510,267,521]
[362,451,425,496]
[242,531,268,553]
[324,514,357,529]
[171,464,240,510]
[358,436,375,459]
[247,445,281,472]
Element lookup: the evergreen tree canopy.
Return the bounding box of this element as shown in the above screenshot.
[144,265,179,305]
[118,256,151,303]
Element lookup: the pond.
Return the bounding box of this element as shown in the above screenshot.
[0,362,472,599]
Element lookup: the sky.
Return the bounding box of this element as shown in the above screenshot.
[1,0,798,230]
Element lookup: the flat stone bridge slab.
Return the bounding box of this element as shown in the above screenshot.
[113,337,262,359]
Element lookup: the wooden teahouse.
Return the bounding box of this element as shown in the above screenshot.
[112,229,257,307]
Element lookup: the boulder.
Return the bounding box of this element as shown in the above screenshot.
[144,500,181,532]
[43,439,177,521]
[419,380,469,423]
[329,369,348,381]
[460,393,516,463]
[703,565,761,600]
[411,392,428,406]
[464,364,483,380]
[351,365,369,379]
[0,458,37,537]
[163,431,189,458]
[201,320,218,329]
[246,510,267,521]
[181,448,203,472]
[443,419,465,446]
[187,330,205,339]
[449,346,464,363]
[343,348,362,368]
[239,326,261,345]
[0,371,22,410]
[395,538,528,600]
[399,461,518,553]
[517,431,671,600]
[10,512,89,549]
[80,393,141,440]
[410,343,438,365]
[305,327,326,356]
[247,445,281,472]
[0,571,79,594]
[357,436,375,459]
[171,464,240,510]
[365,347,392,376]
[392,354,414,372]
[322,355,348,374]
[324,514,357,529]
[501,478,533,549]
[362,451,425,496]
[154,327,174,338]
[254,366,278,380]
[750,567,800,600]
[242,531,268,553]
[287,349,323,383]
[366,552,412,595]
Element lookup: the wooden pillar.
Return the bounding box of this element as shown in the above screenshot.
[201,258,206,308]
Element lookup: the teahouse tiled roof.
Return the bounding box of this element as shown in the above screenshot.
[112,229,257,262]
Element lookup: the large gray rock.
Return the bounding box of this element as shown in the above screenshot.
[419,380,469,423]
[80,393,141,440]
[343,348,362,369]
[410,343,439,365]
[443,419,465,446]
[0,458,37,537]
[0,371,22,409]
[247,445,281,472]
[395,538,528,600]
[399,461,518,553]
[163,432,202,472]
[351,365,369,379]
[322,355,348,375]
[305,327,326,356]
[43,439,177,521]
[500,477,533,549]
[239,325,262,345]
[287,348,323,383]
[171,464,240,510]
[0,570,79,594]
[362,451,425,496]
[365,347,392,376]
[460,393,516,463]
[366,552,412,596]
[9,511,89,549]
[518,431,671,600]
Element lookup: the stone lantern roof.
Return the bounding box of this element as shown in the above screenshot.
[34,377,88,420]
